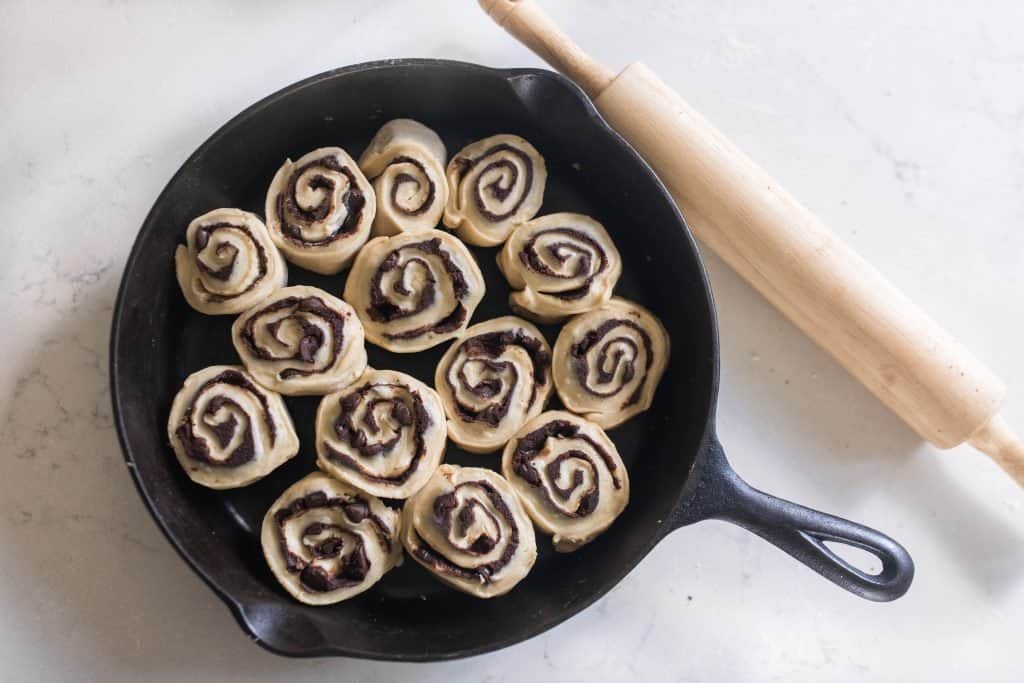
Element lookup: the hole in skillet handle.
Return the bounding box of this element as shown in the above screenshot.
[670,434,915,602]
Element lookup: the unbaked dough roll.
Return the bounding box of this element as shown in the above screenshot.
[174,208,288,315]
[497,212,622,323]
[231,285,367,396]
[261,472,402,606]
[316,369,446,499]
[265,147,376,274]
[167,365,299,489]
[434,316,553,453]
[552,298,670,429]
[401,465,537,598]
[443,134,547,246]
[343,230,485,353]
[502,411,629,552]
[358,119,448,236]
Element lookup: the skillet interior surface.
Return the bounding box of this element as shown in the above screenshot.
[111,60,718,660]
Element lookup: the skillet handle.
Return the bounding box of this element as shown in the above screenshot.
[674,437,914,601]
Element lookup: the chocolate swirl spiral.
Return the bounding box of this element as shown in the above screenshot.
[443,134,547,247]
[344,229,485,353]
[498,212,622,324]
[435,316,553,453]
[231,285,368,396]
[261,472,402,605]
[167,365,299,489]
[174,208,288,315]
[552,298,670,429]
[502,411,629,552]
[316,369,447,499]
[401,465,537,598]
[265,146,376,275]
[358,119,448,236]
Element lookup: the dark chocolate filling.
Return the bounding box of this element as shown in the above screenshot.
[385,155,435,217]
[239,296,346,380]
[365,238,471,340]
[322,382,433,485]
[510,419,622,517]
[518,227,606,301]
[273,489,393,593]
[175,369,276,467]
[570,318,654,408]
[443,328,551,426]
[453,143,535,222]
[409,480,519,584]
[191,221,270,302]
[274,155,366,246]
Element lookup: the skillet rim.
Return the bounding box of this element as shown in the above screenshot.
[109,57,720,660]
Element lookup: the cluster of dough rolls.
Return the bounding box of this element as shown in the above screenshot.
[167,118,671,604]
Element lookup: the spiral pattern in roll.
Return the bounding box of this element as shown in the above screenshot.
[553,298,670,428]
[231,285,367,396]
[344,229,485,353]
[261,472,402,605]
[443,134,547,246]
[435,316,553,453]
[316,369,446,499]
[498,212,622,323]
[265,146,376,274]
[502,411,629,552]
[358,119,448,236]
[167,365,299,489]
[401,465,537,598]
[174,208,288,315]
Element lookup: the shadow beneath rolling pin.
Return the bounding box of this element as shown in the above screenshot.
[703,250,1024,595]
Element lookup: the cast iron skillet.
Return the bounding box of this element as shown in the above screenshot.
[110,59,914,661]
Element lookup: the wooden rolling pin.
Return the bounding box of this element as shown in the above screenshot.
[479,0,1024,485]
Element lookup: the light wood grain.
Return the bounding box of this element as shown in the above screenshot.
[481,0,1024,485]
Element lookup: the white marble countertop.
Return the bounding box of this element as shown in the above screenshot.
[2,1,1022,680]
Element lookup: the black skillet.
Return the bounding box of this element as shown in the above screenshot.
[110,59,914,661]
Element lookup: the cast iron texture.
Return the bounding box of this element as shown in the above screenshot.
[110,59,913,661]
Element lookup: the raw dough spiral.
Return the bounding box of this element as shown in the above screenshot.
[401,465,537,598]
[443,134,546,246]
[265,147,376,274]
[497,212,621,323]
[358,119,448,235]
[344,229,485,353]
[167,365,299,489]
[261,472,402,606]
[552,298,670,428]
[231,285,367,396]
[502,411,629,551]
[316,369,447,499]
[435,316,553,453]
[174,208,288,315]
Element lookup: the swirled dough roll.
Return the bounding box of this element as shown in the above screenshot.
[552,298,670,429]
[316,369,446,499]
[497,212,621,323]
[265,147,376,274]
[231,285,368,396]
[261,472,402,606]
[167,365,299,489]
[443,134,546,246]
[174,208,288,315]
[343,230,485,353]
[401,465,537,598]
[435,316,553,453]
[502,411,629,552]
[358,119,448,236]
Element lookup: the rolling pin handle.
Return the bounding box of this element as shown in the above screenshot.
[478,0,615,97]
[968,415,1024,487]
